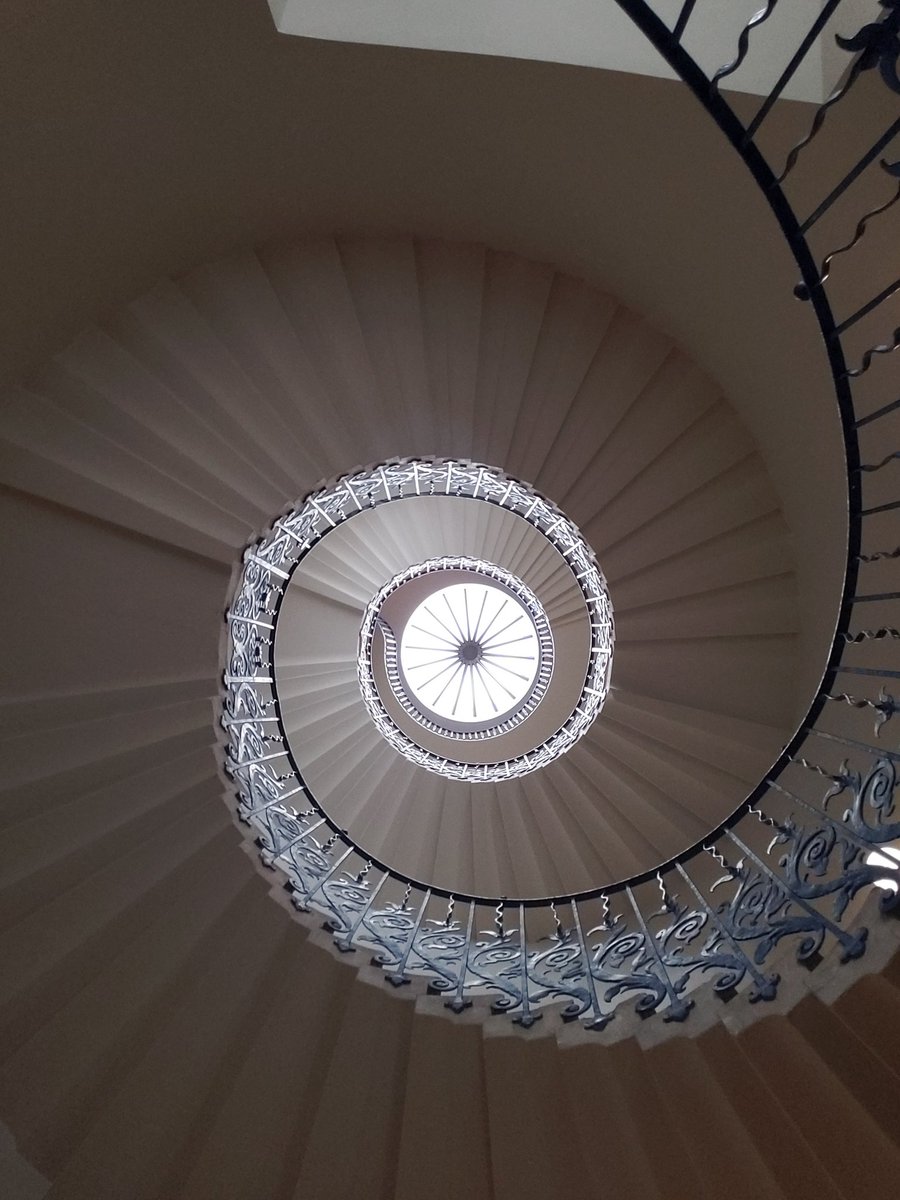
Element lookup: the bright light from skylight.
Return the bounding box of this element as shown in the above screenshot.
[399,582,540,725]
[866,846,900,893]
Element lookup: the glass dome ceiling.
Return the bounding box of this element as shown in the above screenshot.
[399,580,541,726]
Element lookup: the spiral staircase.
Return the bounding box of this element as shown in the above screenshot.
[1,2,900,1197]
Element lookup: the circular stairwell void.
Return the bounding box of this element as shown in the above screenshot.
[0,235,832,901]
[200,237,831,901]
[375,559,554,736]
[327,465,616,784]
[394,571,547,730]
[4,224,890,1195]
[228,460,617,893]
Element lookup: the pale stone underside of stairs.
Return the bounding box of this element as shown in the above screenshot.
[0,237,897,1197]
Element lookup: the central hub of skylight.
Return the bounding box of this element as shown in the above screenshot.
[399,580,541,726]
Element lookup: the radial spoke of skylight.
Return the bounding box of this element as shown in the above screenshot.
[482,634,535,649]
[471,657,518,703]
[482,612,528,646]
[473,665,499,714]
[443,592,468,642]
[410,623,458,647]
[404,647,459,659]
[471,590,489,644]
[422,606,462,644]
[432,662,466,707]
[474,596,510,645]
[418,658,463,691]
[480,658,531,683]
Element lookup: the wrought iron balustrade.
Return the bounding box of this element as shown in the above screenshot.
[222,0,900,1031]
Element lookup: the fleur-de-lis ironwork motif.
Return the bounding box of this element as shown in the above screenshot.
[836,0,900,94]
[220,0,900,1026]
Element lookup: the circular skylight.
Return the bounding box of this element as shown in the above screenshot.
[399,581,541,725]
[326,461,614,782]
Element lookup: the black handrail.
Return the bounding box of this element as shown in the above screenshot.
[222,0,900,1025]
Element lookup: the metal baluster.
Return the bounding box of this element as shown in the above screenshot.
[674,861,779,1001]
[570,898,607,1029]
[859,451,900,474]
[240,782,306,819]
[711,0,780,91]
[333,872,389,953]
[801,117,900,233]
[297,844,355,910]
[514,904,538,1028]
[835,278,900,335]
[797,175,900,300]
[246,552,289,581]
[856,397,900,428]
[626,885,693,1021]
[726,830,867,960]
[259,816,327,868]
[775,54,871,182]
[765,778,889,860]
[446,901,476,1013]
[386,888,432,987]
[808,727,900,762]
[821,688,897,735]
[672,0,697,42]
[221,714,279,727]
[230,747,286,768]
[226,613,275,631]
[745,0,845,140]
[836,664,900,680]
[841,626,900,642]
[792,756,851,798]
[853,589,900,602]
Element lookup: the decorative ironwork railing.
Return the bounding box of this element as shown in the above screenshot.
[226,458,613,784]
[222,1,900,1031]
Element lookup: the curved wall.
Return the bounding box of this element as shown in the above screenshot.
[0,0,863,716]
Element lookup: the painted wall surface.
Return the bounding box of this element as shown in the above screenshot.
[271,0,862,102]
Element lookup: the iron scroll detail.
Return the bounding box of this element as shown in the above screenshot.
[221,4,900,1029]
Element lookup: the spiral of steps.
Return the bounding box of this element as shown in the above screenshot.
[1,233,898,1197]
